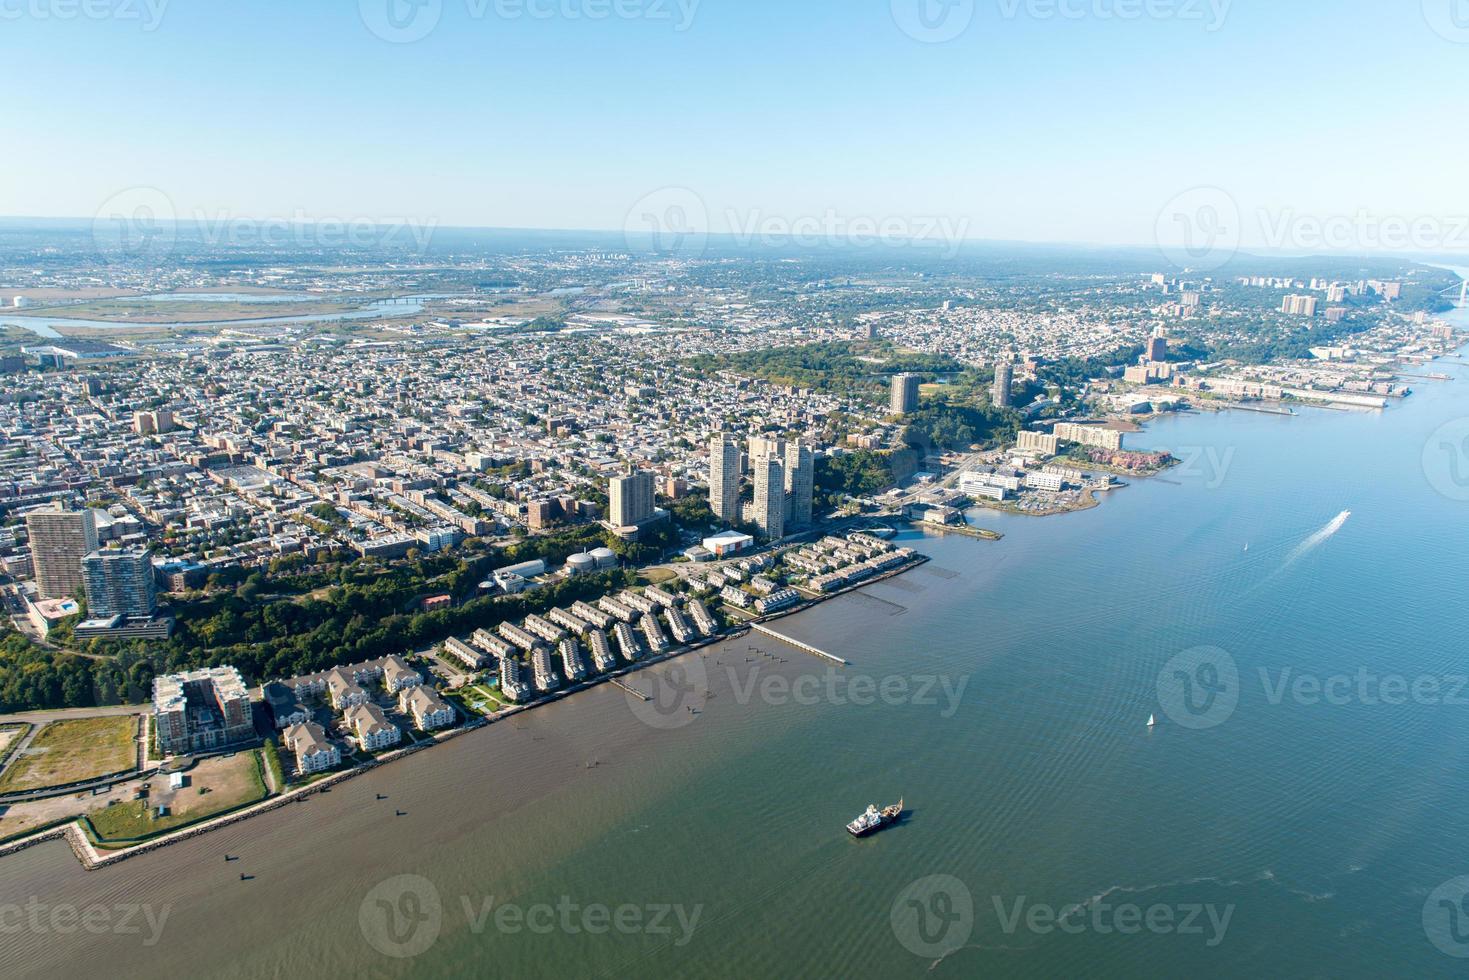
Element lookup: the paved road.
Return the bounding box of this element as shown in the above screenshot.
[0,704,145,725]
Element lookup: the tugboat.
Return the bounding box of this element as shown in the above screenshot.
[846,798,904,838]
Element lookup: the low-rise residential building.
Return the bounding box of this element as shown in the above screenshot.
[283,722,340,774]
[345,702,401,751]
[399,686,456,731]
[498,653,533,703]
[382,655,423,694]
[326,668,370,710]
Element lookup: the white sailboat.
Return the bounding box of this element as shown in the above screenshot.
[1147,714,1157,729]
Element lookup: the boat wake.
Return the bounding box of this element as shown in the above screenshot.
[1281,510,1351,570]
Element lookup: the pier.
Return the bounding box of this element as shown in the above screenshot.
[610,679,650,701]
[750,623,848,666]
[914,520,1002,541]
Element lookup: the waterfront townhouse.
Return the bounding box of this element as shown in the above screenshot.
[613,621,642,661]
[558,638,591,682]
[619,590,659,615]
[597,595,638,623]
[523,613,565,644]
[639,613,669,653]
[664,606,696,645]
[588,629,618,672]
[720,585,753,609]
[498,621,539,651]
[749,575,777,595]
[755,589,800,615]
[283,722,340,774]
[687,599,718,636]
[571,600,614,629]
[472,629,515,660]
[497,653,533,703]
[345,701,401,751]
[400,686,456,732]
[443,636,489,670]
[531,646,561,693]
[382,654,423,694]
[644,585,679,609]
[547,607,590,635]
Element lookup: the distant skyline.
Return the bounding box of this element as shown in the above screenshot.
[3,0,1467,255]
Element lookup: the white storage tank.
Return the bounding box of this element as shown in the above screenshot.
[590,547,618,569]
[566,553,597,576]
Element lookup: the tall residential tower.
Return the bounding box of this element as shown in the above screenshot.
[709,435,742,524]
[25,505,98,599]
[753,457,785,540]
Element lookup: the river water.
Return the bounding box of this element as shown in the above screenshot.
[4,347,1469,977]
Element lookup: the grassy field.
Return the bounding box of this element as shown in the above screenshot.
[639,568,680,587]
[0,717,137,794]
[457,684,507,715]
[85,751,268,846]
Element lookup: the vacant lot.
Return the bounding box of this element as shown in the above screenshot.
[86,751,268,846]
[0,724,26,760]
[0,717,138,794]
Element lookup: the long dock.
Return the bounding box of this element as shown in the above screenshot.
[750,623,848,665]
[610,679,650,701]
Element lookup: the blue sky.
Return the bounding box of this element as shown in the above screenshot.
[2,0,1466,251]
